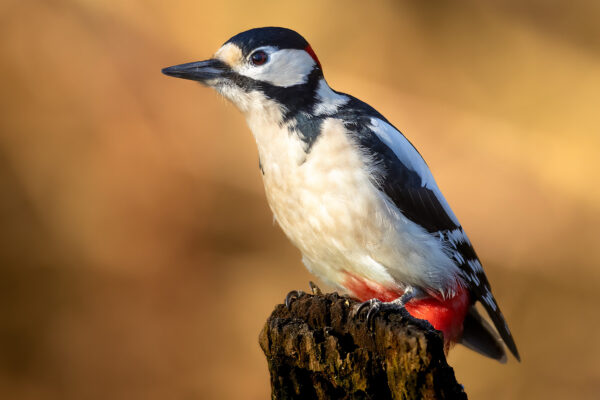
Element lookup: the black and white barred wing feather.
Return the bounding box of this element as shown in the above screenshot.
[356,113,520,361]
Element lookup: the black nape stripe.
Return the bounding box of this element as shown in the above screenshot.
[227,67,324,154]
[227,67,322,117]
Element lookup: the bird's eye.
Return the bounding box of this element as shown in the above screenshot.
[250,50,268,66]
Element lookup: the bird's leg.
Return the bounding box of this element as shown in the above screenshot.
[388,286,419,308]
[354,287,418,317]
[353,286,433,330]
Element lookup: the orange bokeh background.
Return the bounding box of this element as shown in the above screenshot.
[1,1,599,399]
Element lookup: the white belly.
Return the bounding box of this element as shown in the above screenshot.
[250,116,459,295]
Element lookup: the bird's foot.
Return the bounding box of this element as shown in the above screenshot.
[353,298,407,326]
[353,298,433,331]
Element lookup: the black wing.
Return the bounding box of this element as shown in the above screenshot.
[341,104,520,360]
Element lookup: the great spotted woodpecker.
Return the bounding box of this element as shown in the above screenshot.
[162,27,520,362]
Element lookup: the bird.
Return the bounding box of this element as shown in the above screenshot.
[162,27,520,362]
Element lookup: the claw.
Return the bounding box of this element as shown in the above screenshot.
[352,298,382,327]
[353,298,418,329]
[365,300,382,324]
[351,288,435,332]
[352,299,371,317]
[284,290,304,309]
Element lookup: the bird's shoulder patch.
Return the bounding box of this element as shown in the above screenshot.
[334,98,459,234]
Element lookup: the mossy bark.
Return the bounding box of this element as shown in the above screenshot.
[259,291,467,400]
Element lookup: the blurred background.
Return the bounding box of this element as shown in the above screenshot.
[1,0,599,399]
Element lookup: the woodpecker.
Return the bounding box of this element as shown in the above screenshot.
[163,27,520,362]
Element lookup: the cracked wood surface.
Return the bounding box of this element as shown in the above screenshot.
[259,291,467,400]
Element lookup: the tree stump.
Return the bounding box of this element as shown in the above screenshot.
[259,290,467,400]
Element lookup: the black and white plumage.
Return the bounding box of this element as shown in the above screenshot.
[163,27,520,362]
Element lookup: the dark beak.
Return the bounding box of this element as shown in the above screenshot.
[162,59,229,82]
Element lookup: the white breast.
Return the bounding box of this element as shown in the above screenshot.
[247,104,461,297]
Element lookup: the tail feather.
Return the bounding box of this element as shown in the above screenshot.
[459,306,506,362]
[478,295,521,362]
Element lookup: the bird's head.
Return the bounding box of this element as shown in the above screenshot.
[162,27,324,116]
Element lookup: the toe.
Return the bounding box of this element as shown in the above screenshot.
[353,298,377,318]
[365,302,381,325]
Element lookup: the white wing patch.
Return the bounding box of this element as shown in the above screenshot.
[369,118,460,226]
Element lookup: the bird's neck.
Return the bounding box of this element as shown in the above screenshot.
[245,97,307,174]
[243,78,349,174]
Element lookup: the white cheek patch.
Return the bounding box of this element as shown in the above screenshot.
[236,48,316,87]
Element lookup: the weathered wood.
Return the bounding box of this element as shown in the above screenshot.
[259,290,467,400]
